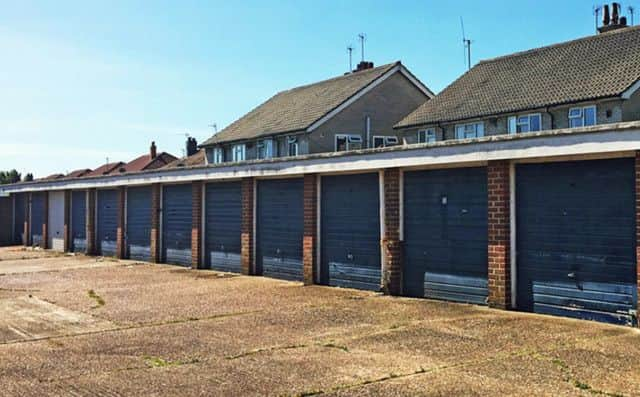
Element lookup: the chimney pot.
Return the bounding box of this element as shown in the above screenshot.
[186,137,198,157]
[150,141,157,159]
[603,4,611,26]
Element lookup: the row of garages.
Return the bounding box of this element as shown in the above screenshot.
[6,157,638,327]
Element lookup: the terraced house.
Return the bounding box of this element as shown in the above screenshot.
[1,21,640,328]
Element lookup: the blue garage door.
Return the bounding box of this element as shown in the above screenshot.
[30,192,46,248]
[127,186,152,261]
[162,184,192,266]
[517,158,637,326]
[97,189,118,257]
[71,191,87,253]
[13,194,27,245]
[257,179,304,281]
[321,173,380,291]
[205,182,242,273]
[404,168,488,304]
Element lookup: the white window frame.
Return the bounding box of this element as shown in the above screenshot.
[508,113,542,134]
[212,147,224,164]
[335,134,363,152]
[232,144,246,162]
[287,136,299,157]
[455,122,484,140]
[569,105,597,128]
[417,128,436,143]
[385,136,398,146]
[256,138,274,159]
[372,136,386,148]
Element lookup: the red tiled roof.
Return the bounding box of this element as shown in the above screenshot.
[66,169,92,178]
[163,150,206,169]
[121,152,177,172]
[85,162,125,177]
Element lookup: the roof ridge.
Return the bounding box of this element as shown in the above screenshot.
[478,25,640,65]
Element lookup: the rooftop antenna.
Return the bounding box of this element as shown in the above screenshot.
[594,5,602,32]
[460,17,472,70]
[347,45,354,71]
[208,123,218,134]
[358,33,366,62]
[629,6,635,25]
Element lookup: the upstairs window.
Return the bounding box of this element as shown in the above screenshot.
[232,144,245,162]
[335,134,363,152]
[508,114,541,134]
[256,139,274,159]
[212,147,224,164]
[372,136,399,148]
[569,105,597,128]
[417,128,436,143]
[455,122,484,139]
[287,136,299,156]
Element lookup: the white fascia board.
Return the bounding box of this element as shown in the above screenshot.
[399,65,435,98]
[622,79,640,99]
[306,64,402,132]
[2,127,640,195]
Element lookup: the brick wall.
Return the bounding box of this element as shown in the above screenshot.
[116,187,126,259]
[382,168,402,295]
[191,181,203,269]
[487,161,511,309]
[303,174,317,285]
[636,152,640,320]
[42,191,49,249]
[63,190,71,252]
[241,178,254,275]
[86,189,96,255]
[150,183,161,263]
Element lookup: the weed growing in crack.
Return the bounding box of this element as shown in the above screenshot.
[87,289,105,307]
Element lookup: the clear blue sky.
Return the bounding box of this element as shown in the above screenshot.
[1,0,636,177]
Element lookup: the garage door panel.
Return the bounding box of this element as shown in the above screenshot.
[14,194,26,245]
[257,179,303,281]
[162,184,192,266]
[404,168,488,303]
[71,191,86,253]
[30,193,46,248]
[127,186,152,261]
[205,182,242,273]
[516,158,636,326]
[48,192,65,251]
[321,173,381,291]
[97,190,118,257]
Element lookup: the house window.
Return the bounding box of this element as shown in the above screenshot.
[417,128,436,143]
[373,136,385,148]
[508,113,542,134]
[257,139,274,159]
[372,136,399,148]
[287,136,298,156]
[232,144,245,162]
[569,105,597,128]
[455,122,484,139]
[212,147,224,164]
[335,134,363,152]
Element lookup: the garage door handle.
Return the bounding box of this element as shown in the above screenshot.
[567,272,576,279]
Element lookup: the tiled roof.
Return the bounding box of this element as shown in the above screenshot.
[85,162,124,177]
[201,62,401,146]
[66,169,92,178]
[121,152,177,173]
[163,150,206,169]
[396,26,640,128]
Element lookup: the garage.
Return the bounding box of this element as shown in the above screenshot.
[256,179,304,281]
[321,173,380,291]
[126,186,152,261]
[204,182,242,273]
[30,192,46,248]
[97,189,119,257]
[162,184,192,266]
[403,167,488,304]
[48,191,65,251]
[516,158,637,326]
[71,191,87,253]
[13,193,27,245]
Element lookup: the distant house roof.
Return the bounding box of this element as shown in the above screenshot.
[163,150,206,169]
[121,152,178,173]
[39,173,65,181]
[396,26,640,129]
[201,61,433,146]
[85,162,125,177]
[66,169,92,178]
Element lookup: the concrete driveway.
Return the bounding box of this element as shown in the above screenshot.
[0,246,638,396]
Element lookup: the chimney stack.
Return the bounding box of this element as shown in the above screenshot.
[354,61,374,72]
[186,137,198,157]
[599,2,628,33]
[150,141,157,159]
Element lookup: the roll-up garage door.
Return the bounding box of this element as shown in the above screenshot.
[404,168,488,304]
[256,179,304,281]
[71,191,86,253]
[162,184,192,266]
[13,194,27,245]
[205,182,242,273]
[30,192,46,248]
[97,189,118,257]
[517,158,637,326]
[321,173,381,291]
[126,186,152,261]
[48,191,65,251]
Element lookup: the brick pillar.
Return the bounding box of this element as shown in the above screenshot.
[241,178,254,275]
[636,152,640,323]
[86,189,96,255]
[116,187,126,259]
[487,161,511,309]
[63,190,71,252]
[303,174,318,285]
[42,191,49,249]
[24,193,31,247]
[382,168,403,295]
[150,183,161,263]
[191,181,203,269]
